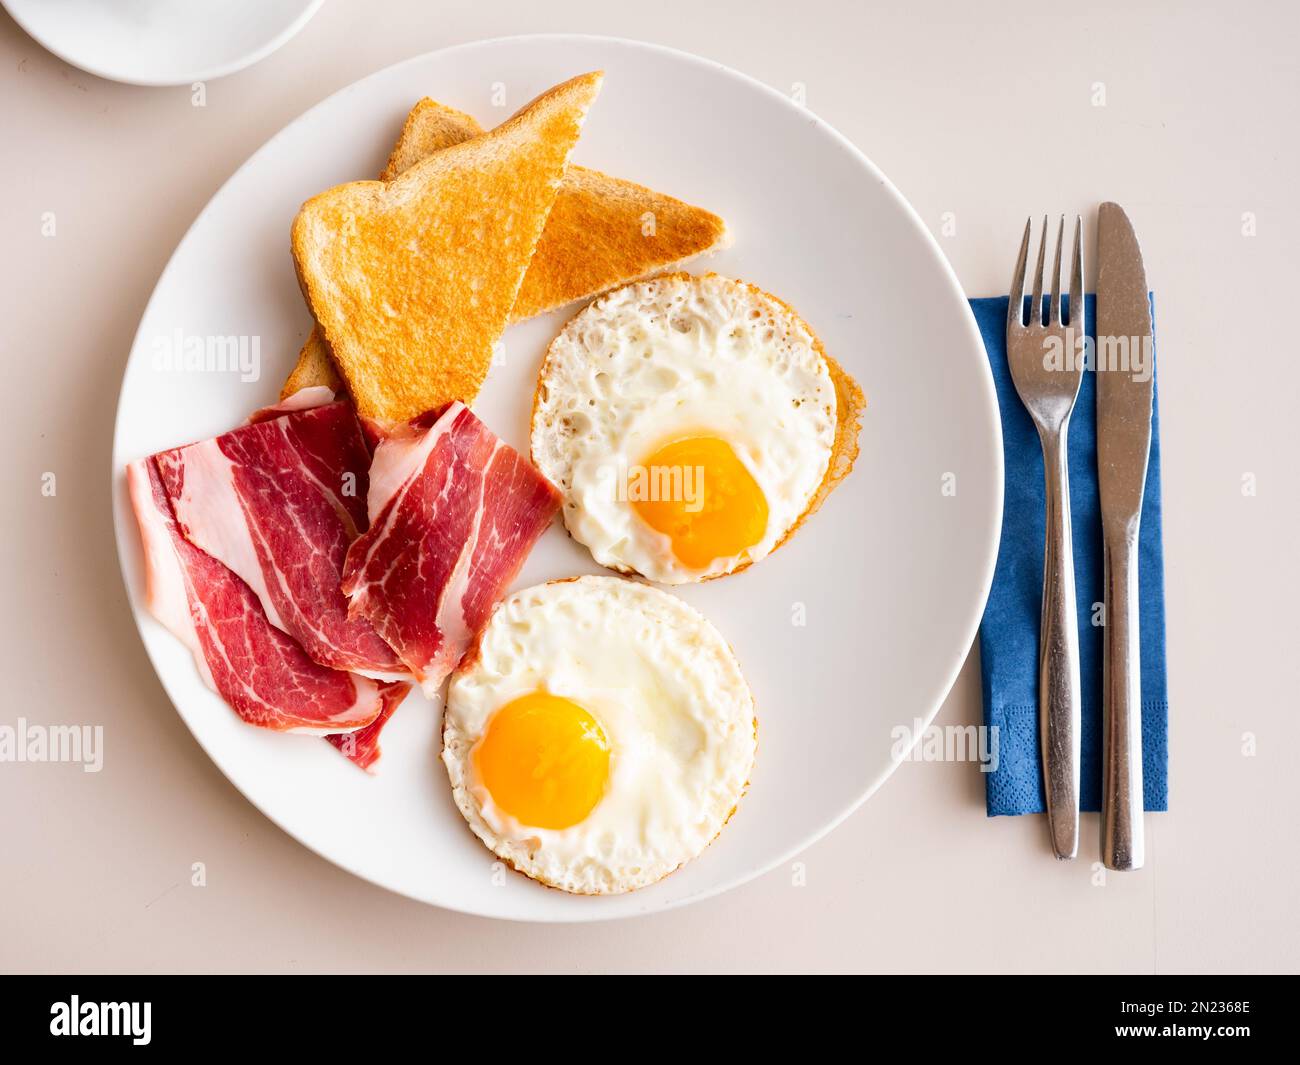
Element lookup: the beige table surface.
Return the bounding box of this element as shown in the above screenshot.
[2,0,1297,975]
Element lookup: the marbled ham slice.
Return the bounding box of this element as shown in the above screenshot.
[342,402,561,697]
[153,400,405,678]
[126,457,386,734]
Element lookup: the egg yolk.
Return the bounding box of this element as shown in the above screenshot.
[631,436,769,569]
[474,692,610,830]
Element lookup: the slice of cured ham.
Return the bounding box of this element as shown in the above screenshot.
[153,400,405,678]
[246,384,339,424]
[325,680,411,772]
[126,457,386,734]
[342,402,561,697]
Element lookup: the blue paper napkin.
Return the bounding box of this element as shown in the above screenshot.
[974,294,1168,816]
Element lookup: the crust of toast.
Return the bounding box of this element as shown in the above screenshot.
[291,72,603,425]
[530,272,865,582]
[281,95,730,402]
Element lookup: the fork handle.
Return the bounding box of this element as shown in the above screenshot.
[1101,530,1146,870]
[1037,427,1082,860]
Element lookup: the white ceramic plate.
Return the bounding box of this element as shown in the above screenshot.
[111,35,1002,921]
[3,0,323,87]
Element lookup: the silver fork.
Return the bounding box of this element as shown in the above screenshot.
[1007,215,1085,860]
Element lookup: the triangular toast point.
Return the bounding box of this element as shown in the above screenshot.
[291,72,603,425]
[283,86,729,403]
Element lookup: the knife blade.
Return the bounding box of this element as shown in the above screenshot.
[1095,202,1154,871]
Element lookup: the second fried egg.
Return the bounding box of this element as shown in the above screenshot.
[531,273,840,584]
[443,576,756,894]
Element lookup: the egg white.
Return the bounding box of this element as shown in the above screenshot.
[531,273,837,584]
[442,576,756,895]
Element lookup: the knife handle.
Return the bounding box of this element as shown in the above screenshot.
[1101,532,1146,870]
[1038,427,1082,860]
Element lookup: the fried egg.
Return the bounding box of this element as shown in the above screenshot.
[442,575,756,895]
[531,273,847,584]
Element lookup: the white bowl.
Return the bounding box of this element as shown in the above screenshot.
[3,0,323,86]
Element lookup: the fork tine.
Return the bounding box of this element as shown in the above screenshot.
[1030,215,1048,326]
[1048,216,1064,325]
[1068,215,1084,329]
[1008,217,1031,331]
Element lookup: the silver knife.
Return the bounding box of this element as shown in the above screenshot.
[1095,202,1153,871]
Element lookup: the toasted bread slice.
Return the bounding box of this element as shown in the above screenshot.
[281,101,487,400]
[510,164,730,321]
[380,98,484,180]
[291,72,603,425]
[281,329,340,398]
[383,97,732,321]
[281,94,730,401]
